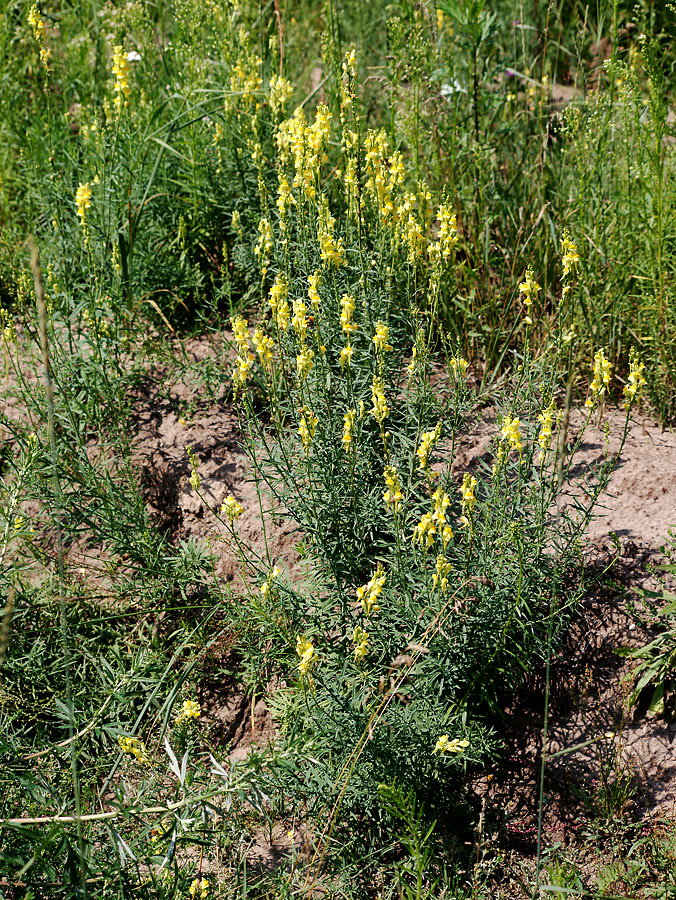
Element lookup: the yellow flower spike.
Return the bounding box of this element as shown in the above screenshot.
[518,266,540,324]
[428,204,458,263]
[459,473,477,515]
[296,347,314,380]
[189,877,210,899]
[292,297,308,342]
[75,183,92,228]
[372,322,393,354]
[221,495,243,523]
[296,635,316,676]
[307,271,321,308]
[112,45,131,113]
[118,735,150,765]
[352,624,369,662]
[269,73,293,116]
[449,356,469,379]
[623,348,646,409]
[383,465,403,514]
[432,554,452,592]
[28,4,46,42]
[339,294,357,336]
[318,198,344,268]
[342,408,357,452]
[433,734,470,755]
[175,699,201,725]
[412,512,436,551]
[500,415,523,454]
[407,346,418,376]
[253,328,274,372]
[340,344,354,370]
[561,236,580,278]
[537,401,556,450]
[416,423,442,473]
[432,489,451,530]
[585,348,613,409]
[356,564,386,616]
[298,409,318,451]
[370,377,389,425]
[231,315,250,355]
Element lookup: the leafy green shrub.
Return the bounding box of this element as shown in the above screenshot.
[185,80,645,837]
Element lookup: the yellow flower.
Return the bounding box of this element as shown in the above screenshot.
[403,213,425,265]
[623,348,646,409]
[299,409,318,451]
[340,294,357,336]
[189,877,210,899]
[442,524,454,549]
[307,271,321,308]
[500,415,523,454]
[537,401,556,450]
[383,465,403,514]
[433,734,470,755]
[296,636,316,676]
[253,328,274,371]
[370,377,389,424]
[460,473,477,514]
[352,624,369,661]
[432,554,452,592]
[561,233,580,285]
[407,346,418,376]
[232,352,254,392]
[432,489,450,529]
[518,266,540,324]
[318,199,344,268]
[221,495,243,523]
[28,4,46,42]
[428,204,458,263]
[356,564,386,616]
[342,408,357,451]
[412,512,436,551]
[296,347,314,380]
[231,315,249,355]
[269,73,293,116]
[372,322,393,354]
[112,45,130,113]
[417,424,442,472]
[255,217,274,272]
[585,348,612,409]
[175,699,201,725]
[449,356,469,379]
[75,183,92,228]
[118,736,150,765]
[292,297,308,342]
[340,344,354,369]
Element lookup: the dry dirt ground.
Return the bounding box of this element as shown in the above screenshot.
[127,336,676,867]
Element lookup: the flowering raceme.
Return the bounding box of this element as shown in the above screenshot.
[370,377,389,425]
[623,349,646,408]
[585,348,612,409]
[112,45,130,112]
[356,565,386,616]
[296,636,316,676]
[75,183,92,228]
[518,267,540,325]
[342,408,356,452]
[500,415,523,454]
[417,424,442,472]
[383,465,403,513]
